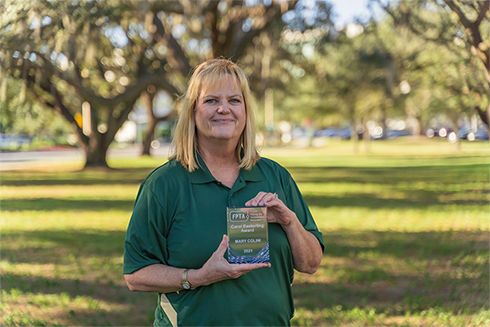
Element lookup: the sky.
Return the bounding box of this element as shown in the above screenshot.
[328,0,380,26]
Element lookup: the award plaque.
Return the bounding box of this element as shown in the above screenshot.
[227,206,269,264]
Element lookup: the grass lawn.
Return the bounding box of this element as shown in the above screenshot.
[1,138,489,326]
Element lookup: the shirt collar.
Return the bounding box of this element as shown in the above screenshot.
[190,152,216,184]
[240,162,263,182]
[189,153,263,184]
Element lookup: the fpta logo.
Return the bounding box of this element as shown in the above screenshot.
[230,212,249,222]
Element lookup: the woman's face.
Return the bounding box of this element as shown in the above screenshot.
[195,75,246,146]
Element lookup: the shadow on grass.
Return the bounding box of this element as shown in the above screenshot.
[2,228,156,325]
[3,229,488,319]
[302,193,488,209]
[1,270,155,326]
[2,159,489,324]
[2,192,486,213]
[292,229,489,316]
[2,230,127,264]
[322,229,488,263]
[0,168,153,187]
[1,270,133,305]
[3,163,488,188]
[288,164,489,185]
[2,198,136,212]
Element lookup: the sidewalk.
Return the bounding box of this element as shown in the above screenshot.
[0,144,171,171]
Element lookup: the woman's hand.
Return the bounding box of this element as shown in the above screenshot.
[245,191,323,275]
[245,191,295,227]
[190,235,270,287]
[124,235,269,293]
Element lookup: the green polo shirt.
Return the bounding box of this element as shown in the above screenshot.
[123,155,324,327]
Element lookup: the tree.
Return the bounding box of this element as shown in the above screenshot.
[443,0,490,130]
[1,0,179,168]
[136,0,301,154]
[367,14,432,137]
[1,0,302,167]
[279,21,397,152]
[0,75,72,145]
[373,0,490,132]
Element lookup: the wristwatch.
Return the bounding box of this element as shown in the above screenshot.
[181,269,192,290]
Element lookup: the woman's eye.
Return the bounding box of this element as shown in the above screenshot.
[205,99,216,104]
[230,99,241,104]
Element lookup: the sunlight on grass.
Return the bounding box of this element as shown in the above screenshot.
[1,211,131,231]
[1,185,139,200]
[2,288,144,326]
[310,206,488,231]
[1,139,489,326]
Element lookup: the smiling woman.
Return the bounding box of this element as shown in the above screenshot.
[122,58,324,327]
[194,74,246,154]
[170,59,259,173]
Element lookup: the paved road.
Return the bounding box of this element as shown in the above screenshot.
[0,144,171,171]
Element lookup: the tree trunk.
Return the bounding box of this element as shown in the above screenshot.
[379,106,388,140]
[139,90,175,156]
[142,119,158,156]
[363,120,371,153]
[415,116,425,136]
[84,144,109,169]
[455,130,461,151]
[476,104,490,132]
[141,90,155,156]
[351,120,360,154]
[449,116,461,151]
[81,126,110,169]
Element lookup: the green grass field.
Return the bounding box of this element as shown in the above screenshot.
[1,138,489,326]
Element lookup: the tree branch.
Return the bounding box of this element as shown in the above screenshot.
[27,73,89,146]
[152,11,191,77]
[443,0,473,28]
[13,52,176,107]
[225,1,297,59]
[475,0,490,26]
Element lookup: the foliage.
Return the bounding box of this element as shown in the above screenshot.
[0,0,300,167]
[1,0,166,167]
[373,0,490,129]
[272,0,489,150]
[369,4,487,139]
[1,0,488,164]
[0,77,73,143]
[1,139,489,326]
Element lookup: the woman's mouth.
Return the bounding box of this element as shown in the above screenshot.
[212,119,234,124]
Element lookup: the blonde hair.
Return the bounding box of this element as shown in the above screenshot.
[170,58,260,172]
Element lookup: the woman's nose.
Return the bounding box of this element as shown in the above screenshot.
[217,102,230,114]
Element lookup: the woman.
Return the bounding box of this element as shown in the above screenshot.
[123,59,324,326]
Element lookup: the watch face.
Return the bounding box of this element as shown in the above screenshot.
[182,282,191,290]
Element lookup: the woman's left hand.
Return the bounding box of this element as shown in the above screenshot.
[245,192,294,227]
[245,191,323,275]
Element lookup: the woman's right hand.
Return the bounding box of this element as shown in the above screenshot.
[189,235,270,287]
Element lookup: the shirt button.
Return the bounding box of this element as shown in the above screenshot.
[230,193,234,197]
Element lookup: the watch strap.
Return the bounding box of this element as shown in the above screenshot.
[181,268,192,289]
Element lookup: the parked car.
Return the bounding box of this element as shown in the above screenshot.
[0,134,32,150]
[474,129,488,140]
[426,127,453,138]
[458,126,488,140]
[385,129,412,139]
[291,127,306,139]
[316,127,351,139]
